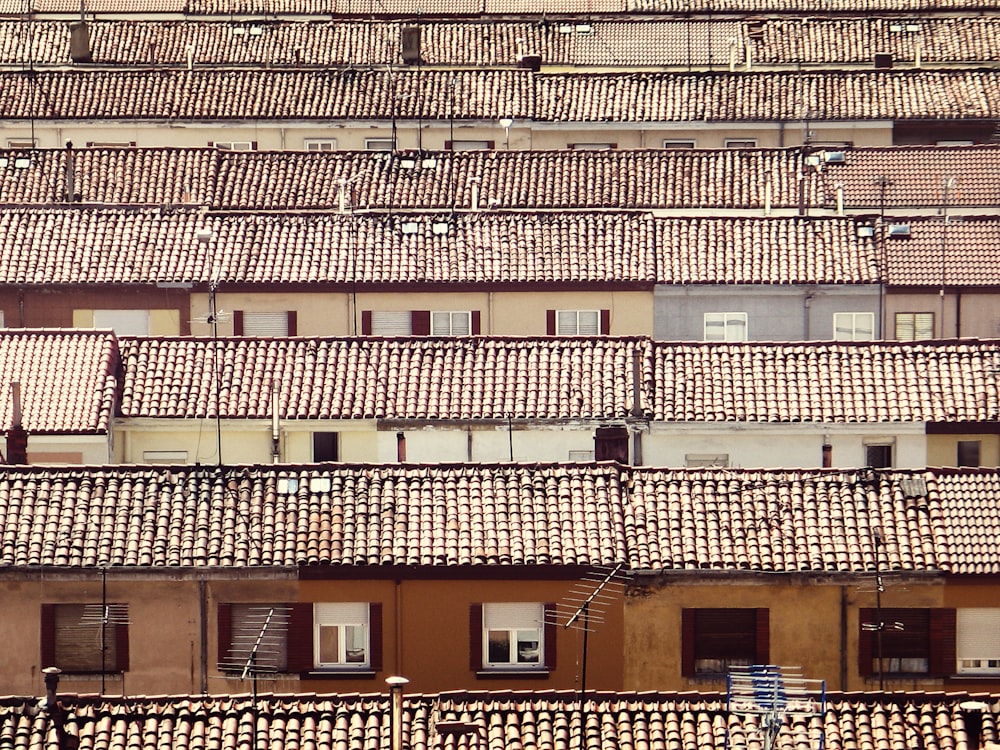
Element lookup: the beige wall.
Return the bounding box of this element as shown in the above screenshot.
[927,433,1000,468]
[624,576,945,693]
[884,291,1000,340]
[72,308,182,335]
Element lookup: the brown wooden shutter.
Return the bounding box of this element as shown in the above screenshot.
[233,311,244,336]
[286,603,314,672]
[362,311,373,335]
[251,141,258,150]
[469,604,483,671]
[600,309,611,335]
[287,311,298,336]
[546,310,556,335]
[40,604,56,668]
[755,608,769,665]
[471,310,481,334]
[929,608,956,677]
[411,310,431,335]
[858,608,874,677]
[369,603,383,672]
[217,603,232,669]
[444,141,453,150]
[115,620,130,672]
[544,603,557,670]
[681,608,695,677]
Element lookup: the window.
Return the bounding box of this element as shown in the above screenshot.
[685,454,730,467]
[470,603,555,673]
[957,609,1000,674]
[445,140,494,151]
[0,310,5,327]
[363,310,480,336]
[858,608,955,678]
[958,440,981,467]
[233,311,297,336]
[6,138,35,148]
[704,312,748,342]
[219,604,290,673]
[663,140,696,149]
[211,141,256,151]
[432,311,472,335]
[725,139,758,149]
[85,141,136,148]
[895,312,934,341]
[834,312,875,341]
[41,603,129,673]
[314,603,370,668]
[93,309,150,335]
[313,432,338,462]
[594,425,629,462]
[548,309,610,335]
[304,138,337,151]
[681,608,768,677]
[569,142,616,150]
[365,138,394,151]
[568,450,595,461]
[142,450,188,464]
[865,443,893,468]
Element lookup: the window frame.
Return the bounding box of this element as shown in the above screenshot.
[233,310,297,336]
[865,442,894,468]
[704,312,748,342]
[725,139,758,149]
[857,608,955,678]
[568,142,617,150]
[41,603,130,674]
[444,140,495,151]
[470,602,556,675]
[313,603,371,670]
[210,141,257,151]
[431,310,473,335]
[833,312,875,341]
[365,138,395,151]
[957,440,981,468]
[555,309,600,336]
[681,608,768,678]
[304,138,337,151]
[92,309,151,336]
[663,140,696,149]
[894,312,935,341]
[957,609,1000,675]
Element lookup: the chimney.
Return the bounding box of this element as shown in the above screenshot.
[822,442,832,468]
[396,431,406,462]
[6,382,28,464]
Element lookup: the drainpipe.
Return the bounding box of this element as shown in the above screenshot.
[803,293,814,340]
[396,432,406,462]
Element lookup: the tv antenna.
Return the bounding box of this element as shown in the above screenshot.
[859,529,905,690]
[727,665,826,750]
[218,605,291,700]
[71,567,130,694]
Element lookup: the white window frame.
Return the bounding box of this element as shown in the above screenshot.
[431,311,472,335]
[314,603,370,669]
[556,310,600,335]
[864,441,894,468]
[834,312,875,341]
[142,450,188,464]
[93,309,151,336]
[958,609,1000,674]
[725,139,758,149]
[569,142,615,150]
[704,312,748,342]
[242,311,290,336]
[213,141,255,151]
[448,140,493,151]
[365,138,394,151]
[894,312,934,341]
[6,138,36,148]
[304,138,337,151]
[663,140,696,149]
[483,603,544,669]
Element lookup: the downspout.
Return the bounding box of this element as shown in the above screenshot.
[840,585,848,690]
[803,292,813,340]
[200,578,208,693]
[955,290,962,337]
[394,578,403,675]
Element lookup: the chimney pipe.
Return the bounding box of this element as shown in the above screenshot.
[7,382,28,464]
[822,442,832,468]
[396,431,406,462]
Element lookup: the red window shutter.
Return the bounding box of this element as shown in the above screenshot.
[207,141,214,147]
[217,603,232,669]
[362,311,373,335]
[755,609,769,664]
[251,141,258,150]
[546,310,556,335]
[471,310,481,334]
[40,604,56,668]
[233,311,244,336]
[369,603,383,672]
[469,604,483,671]
[411,310,431,336]
[286,603,313,672]
[544,603,557,670]
[858,608,874,677]
[115,620,130,672]
[929,608,956,677]
[681,609,695,677]
[444,141,453,150]
[600,309,611,335]
[287,311,298,336]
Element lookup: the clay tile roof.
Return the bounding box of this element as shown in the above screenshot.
[0,690,996,750]
[648,340,1000,424]
[931,470,1000,574]
[1,69,999,122]
[3,145,999,212]
[884,217,1000,287]
[0,208,880,285]
[0,330,119,434]
[117,336,647,420]
[0,462,630,567]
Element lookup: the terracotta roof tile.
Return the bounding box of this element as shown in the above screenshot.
[1,690,996,750]
[116,337,1000,424]
[0,208,879,285]
[884,216,1000,287]
[1,69,998,122]
[648,340,1000,423]
[0,330,119,434]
